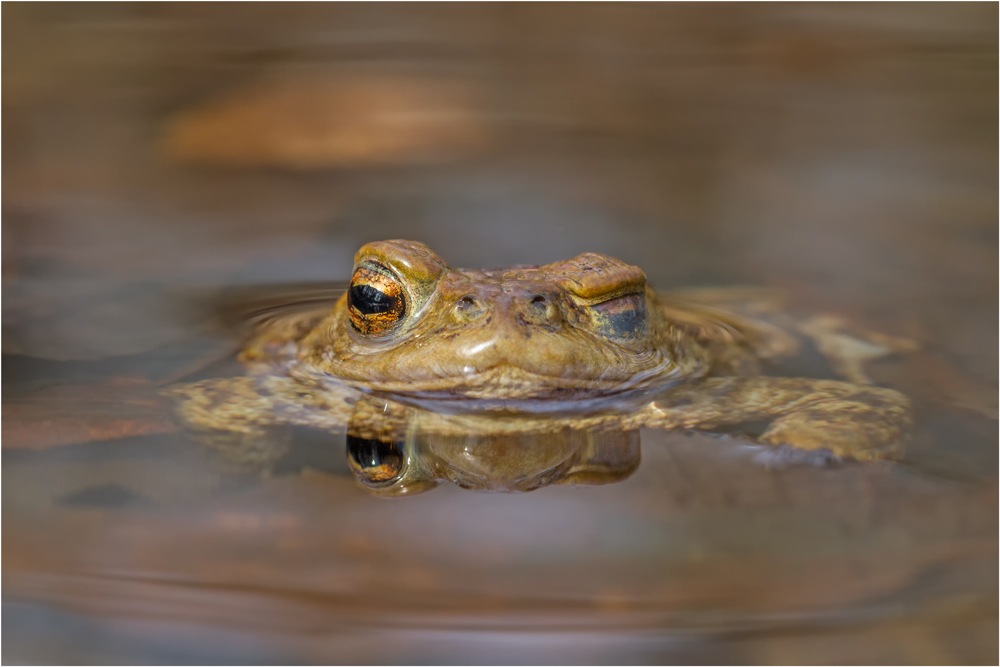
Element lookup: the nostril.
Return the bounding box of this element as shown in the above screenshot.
[521,294,559,327]
[454,295,487,323]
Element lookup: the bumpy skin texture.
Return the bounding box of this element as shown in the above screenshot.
[170,240,912,493]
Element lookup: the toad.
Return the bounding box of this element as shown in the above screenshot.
[172,240,911,496]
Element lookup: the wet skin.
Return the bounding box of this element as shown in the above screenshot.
[172,240,912,496]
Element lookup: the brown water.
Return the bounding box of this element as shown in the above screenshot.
[3,4,997,664]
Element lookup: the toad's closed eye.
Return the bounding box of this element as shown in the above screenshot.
[588,293,648,339]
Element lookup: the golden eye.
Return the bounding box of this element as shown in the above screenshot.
[348,263,407,336]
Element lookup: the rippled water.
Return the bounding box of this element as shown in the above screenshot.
[4,4,997,664]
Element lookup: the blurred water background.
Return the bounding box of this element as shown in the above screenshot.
[3,4,997,664]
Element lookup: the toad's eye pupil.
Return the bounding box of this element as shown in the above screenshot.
[349,284,395,315]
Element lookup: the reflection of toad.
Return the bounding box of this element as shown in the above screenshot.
[172,240,911,496]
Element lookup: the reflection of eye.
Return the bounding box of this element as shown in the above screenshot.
[346,435,405,485]
[348,263,406,336]
[589,293,647,339]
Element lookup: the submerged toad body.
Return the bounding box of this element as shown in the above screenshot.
[174,240,911,495]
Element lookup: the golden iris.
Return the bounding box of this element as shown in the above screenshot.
[347,263,407,336]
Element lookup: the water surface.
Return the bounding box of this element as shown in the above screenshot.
[3,4,997,663]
